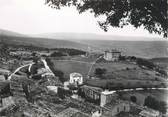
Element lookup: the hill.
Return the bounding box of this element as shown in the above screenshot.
[0,35,88,50]
[76,40,168,58]
[0,29,27,37]
[34,32,164,41]
[0,29,167,58]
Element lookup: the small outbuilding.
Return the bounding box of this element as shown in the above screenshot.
[70,72,83,85]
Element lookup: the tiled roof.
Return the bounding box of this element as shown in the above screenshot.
[81,85,103,93]
[104,99,129,110]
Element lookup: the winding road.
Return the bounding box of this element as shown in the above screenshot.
[8,63,34,80]
[8,58,55,80]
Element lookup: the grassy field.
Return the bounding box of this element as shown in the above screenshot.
[51,59,92,79]
[50,57,166,88]
[150,57,168,69]
[89,61,138,76]
[85,78,165,89]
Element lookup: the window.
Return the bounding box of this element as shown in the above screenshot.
[117,107,119,113]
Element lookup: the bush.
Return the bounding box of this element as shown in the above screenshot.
[144,96,167,114]
[46,57,66,83]
[50,51,66,57]
[119,56,126,61]
[136,58,155,69]
[57,87,72,99]
[95,68,107,77]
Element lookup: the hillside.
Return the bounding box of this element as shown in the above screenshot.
[0,35,88,50]
[76,40,168,58]
[0,29,167,58]
[0,29,27,37]
[35,32,168,58]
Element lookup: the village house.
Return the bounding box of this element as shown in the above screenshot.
[47,86,58,93]
[80,85,119,107]
[0,75,5,81]
[9,51,32,58]
[80,85,103,101]
[36,51,51,57]
[0,96,17,114]
[0,68,10,76]
[100,90,117,107]
[37,68,54,78]
[104,49,121,61]
[139,108,162,117]
[103,99,130,117]
[56,107,90,117]
[70,72,83,85]
[10,82,26,97]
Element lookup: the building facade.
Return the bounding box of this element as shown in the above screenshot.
[104,49,121,61]
[100,90,118,107]
[103,100,130,117]
[80,85,103,101]
[70,73,83,85]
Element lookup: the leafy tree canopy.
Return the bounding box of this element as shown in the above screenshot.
[45,0,167,37]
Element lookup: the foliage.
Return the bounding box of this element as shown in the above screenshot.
[45,0,167,37]
[50,48,86,56]
[94,68,106,76]
[155,67,167,76]
[144,96,167,114]
[119,56,126,61]
[136,58,155,69]
[0,40,9,61]
[77,88,85,98]
[57,87,72,99]
[130,96,137,103]
[30,64,38,75]
[46,57,66,82]
[50,51,66,57]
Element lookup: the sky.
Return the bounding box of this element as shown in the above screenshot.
[0,0,163,38]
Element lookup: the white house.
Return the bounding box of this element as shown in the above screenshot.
[69,72,83,85]
[104,49,121,61]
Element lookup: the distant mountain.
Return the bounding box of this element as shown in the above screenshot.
[34,32,164,41]
[76,40,168,58]
[0,29,89,50]
[0,29,167,58]
[0,29,28,37]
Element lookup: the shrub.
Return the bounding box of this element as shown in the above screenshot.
[94,68,107,77]
[144,96,167,114]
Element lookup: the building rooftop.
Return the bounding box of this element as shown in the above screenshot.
[105,49,121,53]
[0,68,10,75]
[70,72,83,77]
[139,108,160,117]
[101,90,116,95]
[56,107,79,117]
[81,85,103,93]
[2,96,15,108]
[104,99,129,110]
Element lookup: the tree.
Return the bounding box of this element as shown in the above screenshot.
[144,96,167,114]
[95,68,106,76]
[45,0,167,37]
[130,96,137,103]
[50,51,66,57]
